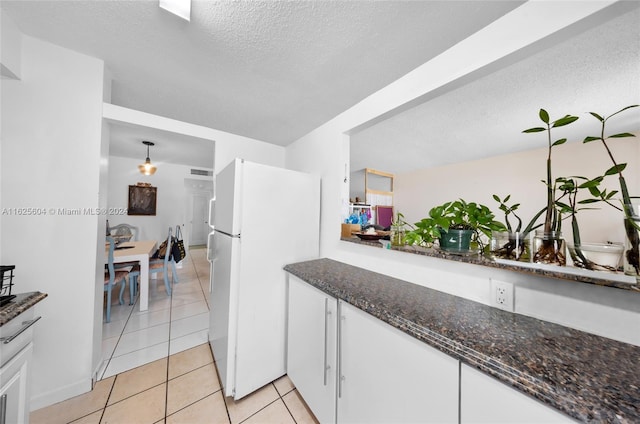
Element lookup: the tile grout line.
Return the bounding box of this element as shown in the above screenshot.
[161,248,205,421]
[99,289,138,381]
[163,253,181,423]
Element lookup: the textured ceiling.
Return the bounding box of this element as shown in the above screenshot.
[1,0,524,166]
[2,1,638,173]
[351,4,640,174]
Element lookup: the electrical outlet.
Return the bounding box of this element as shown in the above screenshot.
[490,279,514,312]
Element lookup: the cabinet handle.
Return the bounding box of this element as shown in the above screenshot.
[0,393,7,424]
[337,302,344,399]
[0,316,41,344]
[323,298,331,386]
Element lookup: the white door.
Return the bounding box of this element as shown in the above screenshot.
[287,276,337,424]
[338,301,459,423]
[190,193,210,246]
[460,364,572,423]
[209,231,241,397]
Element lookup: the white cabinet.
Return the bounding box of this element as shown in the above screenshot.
[1,305,39,424]
[337,301,458,423]
[460,364,573,423]
[287,275,459,424]
[0,342,33,424]
[287,276,337,424]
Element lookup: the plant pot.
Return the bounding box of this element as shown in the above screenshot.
[533,230,566,266]
[623,216,640,283]
[390,225,406,246]
[568,242,623,271]
[439,228,473,252]
[490,231,531,262]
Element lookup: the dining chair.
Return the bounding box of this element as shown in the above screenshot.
[129,227,178,297]
[104,236,132,322]
[108,223,139,243]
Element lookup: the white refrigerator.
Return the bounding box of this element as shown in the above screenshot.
[208,158,320,400]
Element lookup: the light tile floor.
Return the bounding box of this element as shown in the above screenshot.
[30,247,318,423]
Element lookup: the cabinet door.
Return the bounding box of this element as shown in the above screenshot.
[287,276,337,424]
[0,342,33,424]
[460,363,573,423]
[337,301,458,423]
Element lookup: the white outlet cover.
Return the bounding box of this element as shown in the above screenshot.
[490,279,514,312]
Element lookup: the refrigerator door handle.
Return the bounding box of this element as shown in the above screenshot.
[207,231,216,263]
[208,198,215,230]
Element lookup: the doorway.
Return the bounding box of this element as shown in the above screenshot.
[184,178,213,247]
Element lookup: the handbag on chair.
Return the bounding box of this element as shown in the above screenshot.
[171,225,186,263]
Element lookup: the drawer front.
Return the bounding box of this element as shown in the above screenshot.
[0,308,36,369]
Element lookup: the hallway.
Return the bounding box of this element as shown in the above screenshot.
[30,247,318,423]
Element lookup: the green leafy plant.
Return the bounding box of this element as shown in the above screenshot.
[554,175,617,270]
[389,212,413,246]
[491,194,544,259]
[523,108,579,264]
[405,199,505,250]
[583,104,640,275]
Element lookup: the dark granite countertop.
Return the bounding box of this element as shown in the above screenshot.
[284,258,640,423]
[341,236,640,292]
[0,292,47,326]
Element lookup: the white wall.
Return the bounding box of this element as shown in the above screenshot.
[0,30,285,413]
[286,1,640,347]
[395,135,640,246]
[0,8,22,79]
[106,156,212,245]
[0,34,105,408]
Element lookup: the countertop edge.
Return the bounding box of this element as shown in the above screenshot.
[0,292,48,326]
[341,236,640,292]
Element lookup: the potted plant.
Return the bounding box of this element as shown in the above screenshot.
[389,211,413,246]
[406,199,505,252]
[582,104,640,279]
[523,108,579,265]
[490,194,544,261]
[554,175,623,271]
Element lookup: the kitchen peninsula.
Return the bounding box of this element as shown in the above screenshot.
[284,258,639,423]
[341,235,640,292]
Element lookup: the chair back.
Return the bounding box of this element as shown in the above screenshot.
[105,236,116,283]
[109,223,139,242]
[162,227,173,265]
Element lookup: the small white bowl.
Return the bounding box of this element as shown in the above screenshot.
[574,242,624,268]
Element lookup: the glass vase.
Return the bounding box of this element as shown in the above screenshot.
[532,230,566,266]
[390,225,406,246]
[490,231,531,262]
[622,216,640,283]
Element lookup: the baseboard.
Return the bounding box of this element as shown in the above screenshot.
[30,377,92,411]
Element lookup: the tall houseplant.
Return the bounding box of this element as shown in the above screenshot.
[554,175,619,270]
[583,104,640,278]
[523,109,579,265]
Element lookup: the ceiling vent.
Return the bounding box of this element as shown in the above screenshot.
[191,168,213,177]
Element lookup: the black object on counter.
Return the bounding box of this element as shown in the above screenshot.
[0,265,16,306]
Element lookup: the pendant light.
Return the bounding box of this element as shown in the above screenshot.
[138,141,157,175]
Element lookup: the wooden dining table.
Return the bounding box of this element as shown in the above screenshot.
[111,240,157,312]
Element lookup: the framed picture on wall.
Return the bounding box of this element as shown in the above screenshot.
[128,185,157,216]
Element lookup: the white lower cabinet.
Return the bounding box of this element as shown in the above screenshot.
[287,276,337,424]
[287,276,458,423]
[0,342,33,424]
[337,300,459,423]
[460,364,573,423]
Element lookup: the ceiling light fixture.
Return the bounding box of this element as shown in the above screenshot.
[138,141,157,175]
[159,0,191,21]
